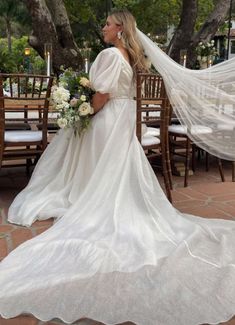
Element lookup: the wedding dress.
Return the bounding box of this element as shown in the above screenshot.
[0,45,235,325]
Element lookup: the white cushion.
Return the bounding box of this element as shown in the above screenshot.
[145,127,160,137]
[217,123,234,131]
[168,124,187,134]
[169,124,212,135]
[5,131,43,142]
[141,135,160,146]
[191,126,212,135]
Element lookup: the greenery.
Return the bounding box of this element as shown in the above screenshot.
[0,0,233,72]
[0,36,45,74]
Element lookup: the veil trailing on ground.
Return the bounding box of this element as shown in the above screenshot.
[137,29,235,161]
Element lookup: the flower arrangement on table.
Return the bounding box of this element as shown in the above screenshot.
[196,40,217,68]
[51,67,95,135]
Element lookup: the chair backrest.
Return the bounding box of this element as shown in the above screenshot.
[0,74,54,168]
[0,74,53,139]
[136,72,170,144]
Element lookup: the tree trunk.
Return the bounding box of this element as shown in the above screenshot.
[167,0,198,63]
[5,18,12,53]
[193,0,231,43]
[24,0,83,74]
[167,0,231,67]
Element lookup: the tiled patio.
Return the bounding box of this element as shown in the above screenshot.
[0,156,235,325]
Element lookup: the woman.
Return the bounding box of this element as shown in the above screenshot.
[0,9,235,325]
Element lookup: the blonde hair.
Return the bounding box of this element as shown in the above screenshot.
[109,9,149,75]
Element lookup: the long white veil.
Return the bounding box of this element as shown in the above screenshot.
[137,29,235,161]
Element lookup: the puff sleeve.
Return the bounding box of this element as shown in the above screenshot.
[89,48,122,94]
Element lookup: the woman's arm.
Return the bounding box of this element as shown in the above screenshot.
[92,92,109,113]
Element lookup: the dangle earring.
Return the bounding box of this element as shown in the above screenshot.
[117,31,122,40]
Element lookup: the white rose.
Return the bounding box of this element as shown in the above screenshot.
[78,102,93,116]
[79,77,90,87]
[70,98,79,107]
[57,118,68,129]
[80,95,86,101]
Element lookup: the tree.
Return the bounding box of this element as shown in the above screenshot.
[167,0,231,66]
[24,0,83,74]
[0,0,29,52]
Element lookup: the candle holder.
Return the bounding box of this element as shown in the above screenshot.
[44,43,52,76]
[81,43,91,73]
[180,49,187,68]
[24,48,31,74]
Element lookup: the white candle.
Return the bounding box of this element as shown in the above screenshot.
[208,59,212,67]
[47,52,50,76]
[85,58,88,73]
[183,55,187,67]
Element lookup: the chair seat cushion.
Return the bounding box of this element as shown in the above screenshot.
[5,131,43,142]
[168,124,212,135]
[141,135,160,146]
[145,127,160,137]
[217,123,234,131]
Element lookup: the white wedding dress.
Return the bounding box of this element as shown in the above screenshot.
[0,47,235,325]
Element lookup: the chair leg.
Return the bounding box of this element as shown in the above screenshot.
[184,137,191,187]
[166,134,173,190]
[162,154,172,203]
[26,158,32,176]
[232,161,235,182]
[191,144,196,172]
[217,158,225,182]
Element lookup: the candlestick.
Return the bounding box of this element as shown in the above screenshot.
[183,55,187,68]
[44,43,52,76]
[85,58,88,73]
[47,52,50,76]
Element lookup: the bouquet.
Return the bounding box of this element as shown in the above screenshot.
[51,67,95,135]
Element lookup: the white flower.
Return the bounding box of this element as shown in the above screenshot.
[54,101,70,110]
[201,56,207,63]
[199,42,203,46]
[70,98,79,107]
[52,86,70,105]
[197,55,201,61]
[79,77,90,87]
[78,102,93,116]
[80,95,86,101]
[57,118,68,129]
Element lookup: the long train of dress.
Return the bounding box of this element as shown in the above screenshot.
[0,47,235,325]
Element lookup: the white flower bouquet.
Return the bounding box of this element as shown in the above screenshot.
[196,40,217,67]
[51,68,95,135]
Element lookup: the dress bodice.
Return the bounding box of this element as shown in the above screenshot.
[89,47,135,99]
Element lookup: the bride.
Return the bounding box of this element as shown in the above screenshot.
[0,9,235,325]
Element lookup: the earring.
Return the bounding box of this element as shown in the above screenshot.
[117,31,122,40]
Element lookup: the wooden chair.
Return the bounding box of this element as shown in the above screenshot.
[136,72,172,202]
[0,73,54,173]
[168,108,225,187]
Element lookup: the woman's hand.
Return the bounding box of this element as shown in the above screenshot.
[92,92,109,113]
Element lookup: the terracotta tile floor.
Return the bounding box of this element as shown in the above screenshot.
[0,156,235,325]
